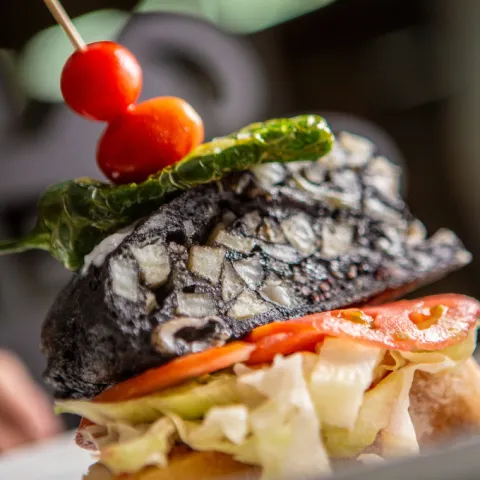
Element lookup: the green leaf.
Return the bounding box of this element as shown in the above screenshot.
[0,115,333,271]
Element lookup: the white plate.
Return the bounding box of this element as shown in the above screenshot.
[0,431,93,480]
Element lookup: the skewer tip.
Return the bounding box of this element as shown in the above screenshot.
[44,0,86,51]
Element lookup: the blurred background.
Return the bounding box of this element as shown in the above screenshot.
[0,0,479,425]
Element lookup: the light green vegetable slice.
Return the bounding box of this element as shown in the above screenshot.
[309,337,383,430]
[55,374,240,425]
[99,417,176,475]
[322,372,401,458]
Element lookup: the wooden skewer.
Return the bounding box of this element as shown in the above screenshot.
[44,0,86,51]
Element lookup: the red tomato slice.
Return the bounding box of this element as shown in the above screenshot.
[76,294,479,449]
[286,294,479,351]
[246,331,324,365]
[246,322,319,343]
[97,341,255,403]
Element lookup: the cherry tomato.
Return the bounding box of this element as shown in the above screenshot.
[61,41,142,122]
[97,96,204,184]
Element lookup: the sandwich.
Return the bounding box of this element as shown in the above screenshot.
[2,115,479,480]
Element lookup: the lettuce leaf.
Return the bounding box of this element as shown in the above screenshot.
[239,354,331,480]
[380,339,462,457]
[309,338,383,430]
[170,412,259,465]
[98,417,176,475]
[56,374,240,425]
[322,370,401,457]
[59,332,477,478]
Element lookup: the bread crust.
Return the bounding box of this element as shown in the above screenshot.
[409,357,480,445]
[84,358,480,480]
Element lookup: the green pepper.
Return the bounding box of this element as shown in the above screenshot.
[0,115,333,271]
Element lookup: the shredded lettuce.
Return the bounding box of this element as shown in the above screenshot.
[170,414,259,465]
[310,338,383,430]
[380,367,419,457]
[322,370,401,457]
[240,354,331,480]
[59,331,477,479]
[189,405,249,445]
[380,341,460,457]
[98,417,176,475]
[55,374,240,425]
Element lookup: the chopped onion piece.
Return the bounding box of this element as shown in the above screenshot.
[222,261,245,302]
[241,211,262,235]
[258,218,286,244]
[322,222,355,258]
[305,162,326,184]
[188,246,226,284]
[252,163,286,188]
[176,293,217,317]
[260,280,294,307]
[183,220,195,238]
[281,214,317,256]
[319,142,348,170]
[145,292,157,313]
[212,229,255,253]
[83,222,137,273]
[228,291,271,320]
[338,132,374,167]
[131,243,171,287]
[285,161,312,173]
[331,170,361,194]
[233,255,264,290]
[364,197,405,228]
[293,174,360,209]
[261,243,302,264]
[406,220,427,246]
[109,258,139,302]
[377,225,404,256]
[364,156,401,199]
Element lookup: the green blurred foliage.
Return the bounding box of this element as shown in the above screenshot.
[18,9,129,103]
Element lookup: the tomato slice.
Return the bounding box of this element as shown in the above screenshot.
[286,294,479,351]
[245,322,319,343]
[76,294,479,449]
[96,341,255,403]
[246,331,324,365]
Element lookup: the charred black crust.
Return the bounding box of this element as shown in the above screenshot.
[41,150,471,399]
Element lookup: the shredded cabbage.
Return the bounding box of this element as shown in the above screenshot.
[322,370,401,457]
[98,417,176,475]
[310,338,383,429]
[55,374,240,425]
[379,338,463,457]
[240,354,331,480]
[58,330,477,478]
